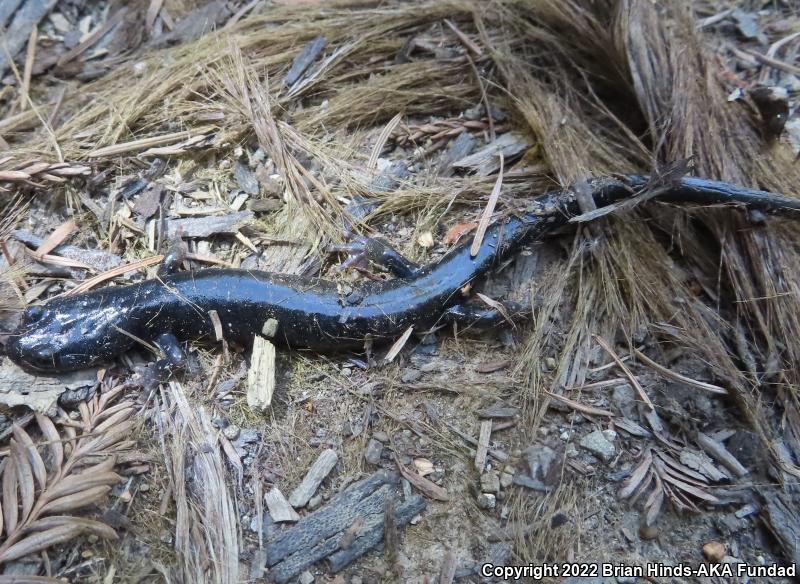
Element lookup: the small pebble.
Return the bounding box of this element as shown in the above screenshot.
[372,431,389,443]
[307,494,323,510]
[703,541,726,562]
[500,471,514,489]
[477,493,496,510]
[579,429,616,462]
[223,425,241,440]
[139,483,150,493]
[299,570,314,584]
[364,439,383,465]
[480,471,501,494]
[401,369,422,384]
[639,523,658,540]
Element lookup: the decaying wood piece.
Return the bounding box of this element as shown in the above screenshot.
[12,230,122,273]
[289,449,338,508]
[326,494,424,572]
[284,36,327,87]
[266,471,425,583]
[474,420,492,470]
[0,0,58,77]
[247,336,276,411]
[696,432,749,478]
[165,210,253,239]
[760,489,800,567]
[265,487,300,523]
[0,361,98,413]
[451,132,530,176]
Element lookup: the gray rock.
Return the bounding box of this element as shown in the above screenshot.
[234,161,260,195]
[307,494,323,511]
[611,384,636,418]
[580,430,616,462]
[299,570,314,584]
[223,424,241,440]
[480,471,500,494]
[401,369,422,384]
[476,493,496,509]
[364,439,383,465]
[500,470,514,489]
[58,384,97,408]
[372,431,389,443]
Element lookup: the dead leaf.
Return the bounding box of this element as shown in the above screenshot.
[41,485,113,515]
[0,523,86,563]
[395,456,449,501]
[444,221,477,246]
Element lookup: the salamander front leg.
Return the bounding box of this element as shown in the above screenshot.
[157,240,188,276]
[443,302,529,330]
[329,235,420,279]
[152,332,186,379]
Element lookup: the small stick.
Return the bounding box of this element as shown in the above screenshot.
[594,335,654,411]
[633,349,727,395]
[444,19,483,56]
[545,391,615,417]
[19,26,37,112]
[745,48,800,77]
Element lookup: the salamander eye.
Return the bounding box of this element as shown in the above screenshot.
[24,305,45,323]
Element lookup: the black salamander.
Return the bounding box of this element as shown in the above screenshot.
[6,176,800,373]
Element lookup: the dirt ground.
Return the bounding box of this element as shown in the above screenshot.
[1,0,799,583]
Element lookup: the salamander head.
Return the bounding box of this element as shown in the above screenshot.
[6,300,134,373]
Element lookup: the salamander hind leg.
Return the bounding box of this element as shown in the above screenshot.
[152,332,187,379]
[157,239,188,276]
[328,235,420,279]
[443,302,529,330]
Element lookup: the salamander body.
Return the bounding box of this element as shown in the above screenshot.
[6,176,799,373]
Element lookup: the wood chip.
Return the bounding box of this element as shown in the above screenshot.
[289,449,338,508]
[247,336,276,412]
[452,132,529,176]
[284,36,327,86]
[0,361,98,412]
[395,455,449,501]
[475,359,510,373]
[474,420,492,470]
[265,487,300,523]
[696,432,749,478]
[56,8,128,68]
[0,0,58,77]
[165,210,254,239]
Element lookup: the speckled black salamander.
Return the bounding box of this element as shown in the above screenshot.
[6,175,800,373]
